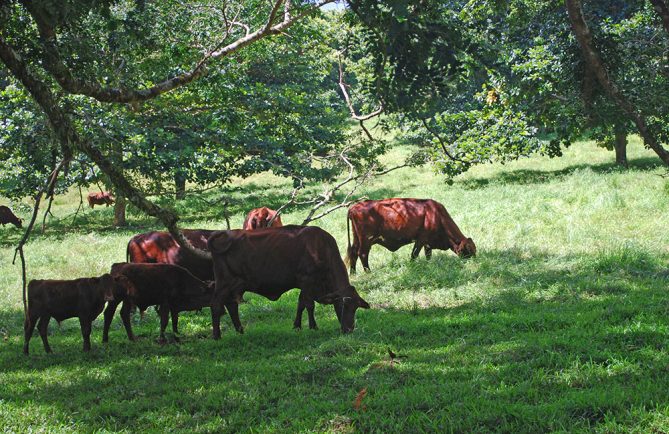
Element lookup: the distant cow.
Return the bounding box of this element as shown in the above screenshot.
[103,262,214,344]
[0,205,22,228]
[87,191,115,208]
[243,207,283,230]
[346,198,476,273]
[126,229,216,281]
[207,225,370,338]
[24,274,120,354]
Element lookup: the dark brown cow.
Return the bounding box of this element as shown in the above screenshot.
[243,207,283,230]
[126,229,215,281]
[207,225,370,337]
[87,191,115,208]
[0,205,22,228]
[24,274,120,354]
[346,198,476,273]
[103,263,214,344]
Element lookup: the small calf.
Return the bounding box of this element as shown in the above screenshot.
[0,205,22,228]
[103,263,214,344]
[87,192,115,209]
[24,274,119,355]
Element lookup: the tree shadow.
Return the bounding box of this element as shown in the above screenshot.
[460,156,663,190]
[1,246,668,431]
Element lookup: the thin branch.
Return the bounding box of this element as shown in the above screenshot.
[12,159,67,326]
[338,56,384,121]
[420,118,469,164]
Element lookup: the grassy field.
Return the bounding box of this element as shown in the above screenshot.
[1,137,669,432]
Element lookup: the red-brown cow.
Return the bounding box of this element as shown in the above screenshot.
[243,207,283,230]
[126,229,216,281]
[207,225,370,337]
[24,274,121,354]
[0,205,22,228]
[87,191,115,208]
[103,263,214,344]
[346,198,476,273]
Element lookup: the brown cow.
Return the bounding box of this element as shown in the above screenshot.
[103,262,214,344]
[126,229,215,281]
[87,191,115,208]
[0,205,22,228]
[207,225,370,337]
[243,207,283,230]
[24,274,120,354]
[346,198,476,273]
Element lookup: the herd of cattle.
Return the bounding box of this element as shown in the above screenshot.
[2,197,476,355]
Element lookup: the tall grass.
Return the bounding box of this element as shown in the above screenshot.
[1,137,668,432]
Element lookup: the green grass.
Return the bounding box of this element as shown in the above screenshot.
[1,137,669,432]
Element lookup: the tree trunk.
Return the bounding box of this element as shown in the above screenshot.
[175,173,186,200]
[565,0,669,166]
[114,195,127,227]
[614,130,628,168]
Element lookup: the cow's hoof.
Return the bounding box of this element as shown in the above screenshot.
[293,324,302,330]
[173,336,181,343]
[157,337,167,345]
[309,325,318,330]
[236,328,244,335]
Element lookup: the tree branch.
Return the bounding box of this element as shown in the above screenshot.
[0,34,211,260]
[21,0,334,104]
[420,118,469,164]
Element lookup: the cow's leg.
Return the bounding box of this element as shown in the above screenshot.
[23,315,36,355]
[37,315,52,354]
[158,304,169,344]
[171,309,180,343]
[225,301,243,334]
[347,243,359,275]
[79,317,92,352]
[294,291,317,330]
[425,246,433,259]
[411,241,423,260]
[211,302,223,340]
[360,242,372,272]
[102,300,120,343]
[305,295,317,330]
[120,301,136,341]
[293,295,306,330]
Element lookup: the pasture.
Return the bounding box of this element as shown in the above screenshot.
[1,138,669,432]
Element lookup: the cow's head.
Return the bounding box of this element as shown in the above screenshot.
[332,286,370,333]
[97,273,117,302]
[112,274,136,299]
[454,237,476,258]
[14,217,23,229]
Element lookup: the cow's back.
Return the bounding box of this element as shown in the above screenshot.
[209,225,346,292]
[127,229,215,281]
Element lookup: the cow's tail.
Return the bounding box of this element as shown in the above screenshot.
[344,211,352,268]
[126,239,131,263]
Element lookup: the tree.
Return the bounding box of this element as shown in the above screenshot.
[0,0,350,258]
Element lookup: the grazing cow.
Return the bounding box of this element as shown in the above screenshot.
[0,205,22,228]
[103,263,214,344]
[243,207,283,230]
[24,274,120,354]
[346,198,476,273]
[207,225,370,338]
[87,191,115,208]
[126,229,216,281]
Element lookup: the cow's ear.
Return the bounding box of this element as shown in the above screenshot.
[207,232,234,254]
[114,275,136,296]
[357,297,371,309]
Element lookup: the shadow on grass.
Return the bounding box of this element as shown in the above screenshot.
[460,156,664,190]
[1,247,669,431]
